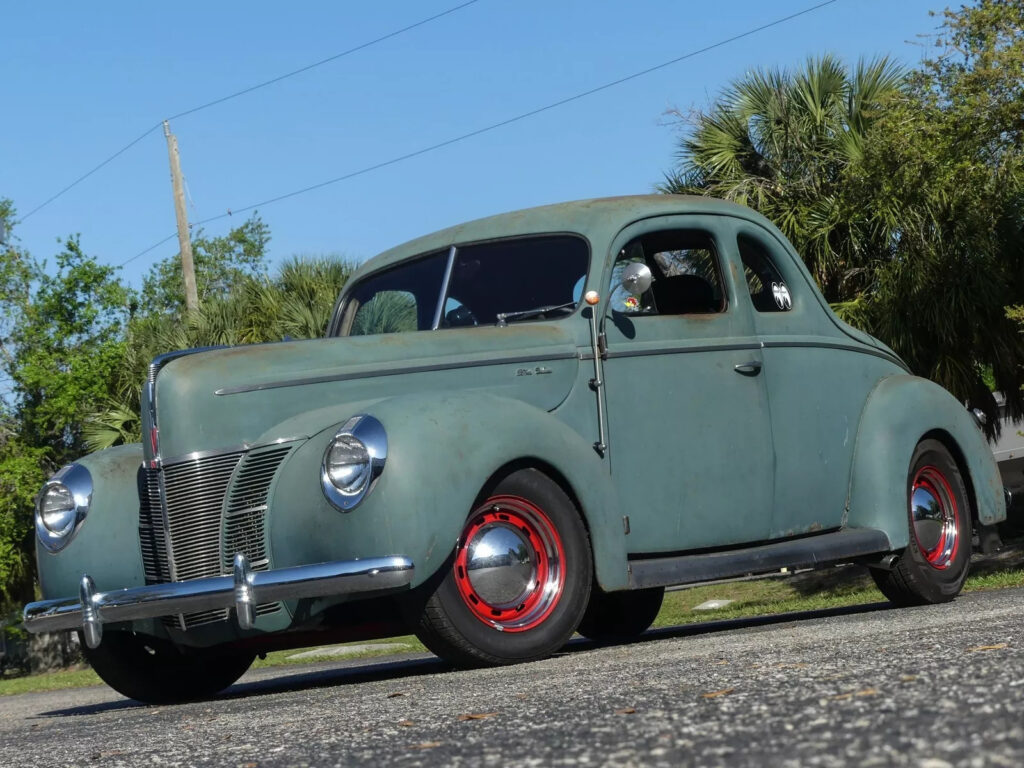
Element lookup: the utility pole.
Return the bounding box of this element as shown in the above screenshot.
[163,120,199,312]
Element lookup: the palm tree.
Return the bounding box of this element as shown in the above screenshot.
[662,55,906,303]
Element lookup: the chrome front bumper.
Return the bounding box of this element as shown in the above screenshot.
[23,553,414,649]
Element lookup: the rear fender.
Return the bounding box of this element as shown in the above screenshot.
[846,375,1006,548]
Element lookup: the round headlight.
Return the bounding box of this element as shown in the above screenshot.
[325,434,371,492]
[35,463,92,553]
[321,415,387,511]
[39,484,76,534]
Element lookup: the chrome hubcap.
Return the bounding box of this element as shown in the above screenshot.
[910,466,960,570]
[465,523,537,608]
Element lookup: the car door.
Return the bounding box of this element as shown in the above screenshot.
[601,216,775,554]
[728,221,898,537]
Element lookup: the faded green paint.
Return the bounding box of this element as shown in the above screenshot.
[33,195,1007,649]
[846,374,1006,545]
[601,215,775,552]
[267,392,626,597]
[36,444,146,600]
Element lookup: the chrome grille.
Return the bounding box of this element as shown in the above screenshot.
[138,466,169,583]
[137,443,294,630]
[223,444,293,572]
[164,451,245,582]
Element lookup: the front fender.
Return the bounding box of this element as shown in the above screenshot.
[35,444,147,600]
[267,392,628,592]
[846,375,1006,548]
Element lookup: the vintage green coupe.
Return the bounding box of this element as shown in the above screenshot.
[24,196,1007,703]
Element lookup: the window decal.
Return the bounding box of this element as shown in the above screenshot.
[771,282,792,310]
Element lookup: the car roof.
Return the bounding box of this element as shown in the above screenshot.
[356,194,769,276]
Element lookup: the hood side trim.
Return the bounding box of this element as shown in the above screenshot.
[215,351,578,396]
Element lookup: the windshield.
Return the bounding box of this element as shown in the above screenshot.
[337,235,589,336]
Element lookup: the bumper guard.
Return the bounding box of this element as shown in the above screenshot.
[23,554,414,649]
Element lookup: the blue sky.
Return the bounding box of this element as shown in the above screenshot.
[3,0,942,286]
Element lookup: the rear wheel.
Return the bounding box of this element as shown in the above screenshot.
[871,439,971,606]
[577,586,664,642]
[82,631,254,704]
[414,469,592,667]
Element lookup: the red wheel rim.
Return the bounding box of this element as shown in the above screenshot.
[910,465,960,570]
[454,495,566,632]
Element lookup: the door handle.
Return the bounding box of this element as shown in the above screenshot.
[734,360,763,376]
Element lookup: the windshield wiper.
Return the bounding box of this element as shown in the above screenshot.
[495,301,577,327]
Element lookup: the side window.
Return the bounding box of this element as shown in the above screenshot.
[351,290,418,335]
[738,235,792,312]
[610,230,726,315]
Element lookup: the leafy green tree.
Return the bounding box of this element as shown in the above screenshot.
[140,214,270,314]
[0,440,47,608]
[9,237,132,454]
[0,202,134,609]
[847,0,1024,429]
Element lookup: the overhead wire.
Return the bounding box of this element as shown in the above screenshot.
[18,0,483,223]
[120,0,842,267]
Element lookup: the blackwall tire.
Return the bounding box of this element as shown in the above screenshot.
[577,586,664,642]
[871,438,971,606]
[414,469,592,668]
[81,631,254,704]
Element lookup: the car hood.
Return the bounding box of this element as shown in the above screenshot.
[146,325,581,462]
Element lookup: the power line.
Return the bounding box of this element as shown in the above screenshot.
[121,0,842,268]
[164,0,482,122]
[20,124,163,222]
[19,0,483,223]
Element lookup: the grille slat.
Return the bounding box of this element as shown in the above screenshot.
[137,443,294,630]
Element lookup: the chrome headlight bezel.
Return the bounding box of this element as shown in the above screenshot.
[321,415,387,511]
[35,463,92,553]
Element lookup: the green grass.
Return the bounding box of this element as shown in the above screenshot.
[250,635,427,669]
[653,566,1024,627]
[4,567,1023,697]
[0,667,101,696]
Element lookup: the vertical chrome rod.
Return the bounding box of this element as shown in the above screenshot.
[588,307,608,455]
[431,245,457,330]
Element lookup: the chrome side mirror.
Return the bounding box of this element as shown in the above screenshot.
[620,262,653,295]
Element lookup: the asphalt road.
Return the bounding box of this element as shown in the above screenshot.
[2,588,1023,768]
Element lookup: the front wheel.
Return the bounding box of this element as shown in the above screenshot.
[413,469,592,667]
[82,631,255,704]
[871,438,971,606]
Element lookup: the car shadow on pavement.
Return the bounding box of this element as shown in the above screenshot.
[37,601,895,717]
[36,654,450,718]
[563,599,896,653]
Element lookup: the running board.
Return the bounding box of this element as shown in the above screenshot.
[627,529,891,590]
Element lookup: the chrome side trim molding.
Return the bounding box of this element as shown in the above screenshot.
[761,340,909,372]
[23,555,415,647]
[604,342,762,360]
[215,352,578,395]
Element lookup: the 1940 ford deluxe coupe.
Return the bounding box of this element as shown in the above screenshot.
[24,196,1007,703]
